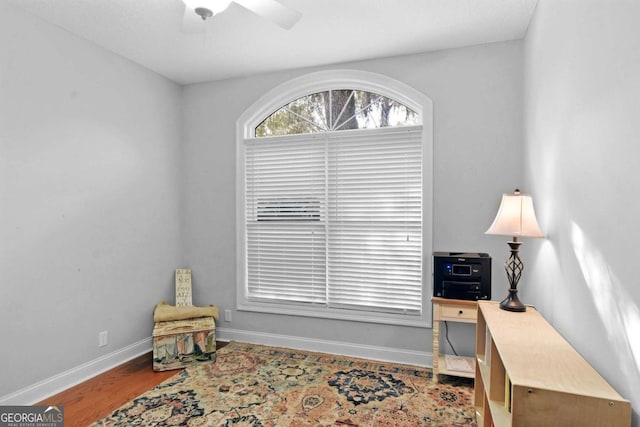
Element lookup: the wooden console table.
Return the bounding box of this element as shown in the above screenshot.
[475,301,631,426]
[432,297,478,383]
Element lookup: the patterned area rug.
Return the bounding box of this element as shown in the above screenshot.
[91,341,477,426]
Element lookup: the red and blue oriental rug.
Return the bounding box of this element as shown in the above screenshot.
[91,341,476,426]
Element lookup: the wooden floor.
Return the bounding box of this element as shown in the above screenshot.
[36,342,227,427]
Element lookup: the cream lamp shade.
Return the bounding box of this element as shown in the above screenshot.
[486,190,544,238]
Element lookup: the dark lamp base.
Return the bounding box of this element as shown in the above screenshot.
[500,289,526,312]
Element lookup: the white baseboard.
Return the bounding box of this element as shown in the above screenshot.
[1,330,432,406]
[0,337,153,406]
[216,327,433,368]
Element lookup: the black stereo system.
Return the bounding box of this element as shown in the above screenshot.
[433,252,491,301]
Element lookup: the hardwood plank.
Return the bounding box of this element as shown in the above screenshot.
[36,341,228,427]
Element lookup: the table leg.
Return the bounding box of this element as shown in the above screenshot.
[433,318,440,384]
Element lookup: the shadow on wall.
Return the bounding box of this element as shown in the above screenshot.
[570,222,640,408]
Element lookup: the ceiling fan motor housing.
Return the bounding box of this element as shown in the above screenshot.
[194,7,213,20]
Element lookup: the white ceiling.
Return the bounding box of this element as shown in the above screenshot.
[8,0,538,85]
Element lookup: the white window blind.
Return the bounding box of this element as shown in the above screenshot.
[245,135,327,305]
[327,128,423,314]
[244,126,423,315]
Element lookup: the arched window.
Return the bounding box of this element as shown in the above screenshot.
[237,70,433,327]
[255,89,420,136]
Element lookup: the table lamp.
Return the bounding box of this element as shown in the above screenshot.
[486,189,544,312]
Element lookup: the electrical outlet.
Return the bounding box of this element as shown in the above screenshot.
[224,309,232,322]
[98,331,108,347]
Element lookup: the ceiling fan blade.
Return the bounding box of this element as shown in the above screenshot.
[182,6,207,34]
[234,0,302,30]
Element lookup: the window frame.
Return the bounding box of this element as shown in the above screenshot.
[236,69,434,328]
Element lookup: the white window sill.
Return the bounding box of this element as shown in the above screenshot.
[237,299,432,328]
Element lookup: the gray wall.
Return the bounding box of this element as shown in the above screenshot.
[182,40,523,357]
[0,3,183,396]
[524,0,640,422]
